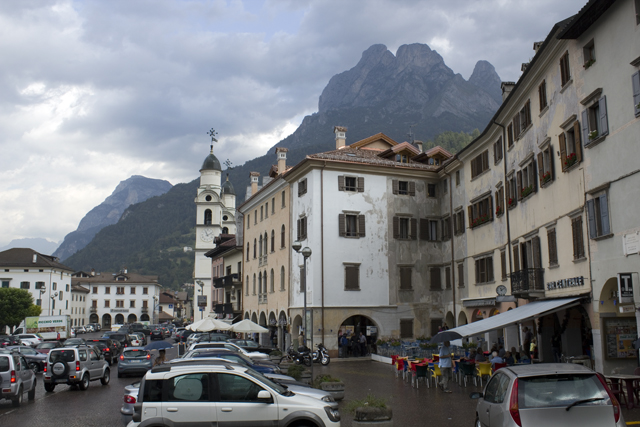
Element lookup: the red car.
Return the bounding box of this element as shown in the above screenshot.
[35,341,63,354]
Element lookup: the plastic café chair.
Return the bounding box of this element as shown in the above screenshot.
[607,378,628,407]
[430,364,442,388]
[459,362,477,387]
[476,362,492,387]
[414,364,430,389]
[492,362,507,374]
[395,358,405,379]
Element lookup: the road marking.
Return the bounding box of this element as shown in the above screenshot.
[627,422,640,425]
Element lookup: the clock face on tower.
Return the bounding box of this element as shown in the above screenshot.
[200,228,215,242]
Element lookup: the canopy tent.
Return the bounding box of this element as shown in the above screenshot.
[448,297,581,338]
[229,319,269,333]
[186,317,232,332]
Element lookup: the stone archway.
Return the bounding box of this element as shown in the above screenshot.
[268,311,277,348]
[458,311,468,326]
[244,311,250,320]
[338,314,379,358]
[89,313,99,324]
[115,314,125,325]
[291,314,303,343]
[102,313,112,329]
[140,314,150,322]
[278,310,288,351]
[127,314,137,324]
[251,312,258,323]
[445,312,455,330]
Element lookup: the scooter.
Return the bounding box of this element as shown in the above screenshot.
[312,343,330,365]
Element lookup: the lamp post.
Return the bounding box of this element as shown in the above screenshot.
[153,296,158,324]
[50,292,58,316]
[196,280,205,320]
[293,241,312,378]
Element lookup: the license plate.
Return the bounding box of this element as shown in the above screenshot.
[131,360,140,363]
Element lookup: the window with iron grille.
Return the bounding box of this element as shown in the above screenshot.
[345,264,360,291]
[547,228,558,266]
[399,267,412,290]
[430,268,441,290]
[571,216,585,260]
[560,51,571,87]
[475,256,494,284]
[400,319,413,339]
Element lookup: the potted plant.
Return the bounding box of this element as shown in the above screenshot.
[313,374,345,401]
[542,171,552,184]
[564,152,577,167]
[495,205,503,216]
[507,197,515,208]
[588,130,598,141]
[520,185,533,199]
[346,394,392,427]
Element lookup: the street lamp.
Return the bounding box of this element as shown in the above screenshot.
[153,296,158,324]
[196,280,205,320]
[50,292,58,316]
[293,241,312,377]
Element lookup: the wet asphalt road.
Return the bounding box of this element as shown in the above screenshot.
[3,333,640,427]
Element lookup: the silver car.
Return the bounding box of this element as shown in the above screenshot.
[0,351,37,406]
[44,345,110,391]
[471,363,625,427]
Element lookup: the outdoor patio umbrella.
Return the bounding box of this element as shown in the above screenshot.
[229,319,268,334]
[186,317,232,332]
[430,330,463,344]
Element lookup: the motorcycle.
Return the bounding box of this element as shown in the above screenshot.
[282,344,312,366]
[312,343,330,365]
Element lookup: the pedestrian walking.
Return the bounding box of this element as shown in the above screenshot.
[439,341,453,393]
[340,333,349,358]
[154,349,166,367]
[359,332,367,356]
[351,333,359,357]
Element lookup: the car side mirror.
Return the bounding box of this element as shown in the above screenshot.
[469,392,483,399]
[257,390,273,402]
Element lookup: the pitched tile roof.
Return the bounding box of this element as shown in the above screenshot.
[0,248,74,271]
[308,145,438,171]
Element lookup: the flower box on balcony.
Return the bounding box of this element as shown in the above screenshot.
[520,185,533,199]
[495,205,504,217]
[542,172,552,185]
[564,152,577,168]
[507,198,516,209]
[471,214,491,228]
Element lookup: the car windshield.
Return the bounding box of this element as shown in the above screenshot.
[519,374,610,408]
[50,350,76,363]
[37,343,56,349]
[243,368,287,395]
[66,339,85,345]
[90,342,108,350]
[18,348,37,355]
[123,349,149,358]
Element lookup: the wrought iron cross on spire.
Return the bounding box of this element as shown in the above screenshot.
[207,128,218,152]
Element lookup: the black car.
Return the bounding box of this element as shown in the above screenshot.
[86,339,120,364]
[0,335,21,348]
[150,329,164,341]
[106,333,132,349]
[6,346,48,372]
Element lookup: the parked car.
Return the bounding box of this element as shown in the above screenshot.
[188,342,270,361]
[64,338,87,347]
[117,348,153,378]
[229,338,277,355]
[85,325,94,333]
[35,341,63,354]
[0,351,37,406]
[44,345,110,392]
[75,326,87,334]
[103,332,132,349]
[88,323,101,332]
[130,332,147,346]
[86,338,120,365]
[470,363,625,427]
[15,333,43,347]
[183,349,281,374]
[149,328,164,341]
[128,362,340,427]
[6,346,48,372]
[0,335,21,348]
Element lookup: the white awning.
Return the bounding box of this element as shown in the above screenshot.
[450,297,581,338]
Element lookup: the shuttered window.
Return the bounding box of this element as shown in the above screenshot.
[471,150,489,178]
[400,319,413,339]
[500,251,507,280]
[454,211,465,235]
[513,245,520,272]
[582,96,609,144]
[560,51,571,86]
[392,180,415,196]
[339,176,364,192]
[297,217,307,240]
[538,80,547,111]
[495,187,504,216]
[547,228,558,266]
[442,217,451,241]
[445,267,451,289]
[633,72,640,117]
[507,124,514,148]
[494,137,503,164]
[571,216,585,260]
[539,145,555,187]
[400,267,412,290]
[475,257,494,284]
[298,178,307,197]
[458,262,464,287]
[587,193,611,239]
[339,213,366,238]
[345,265,360,291]
[469,195,493,228]
[430,268,442,290]
[393,216,417,240]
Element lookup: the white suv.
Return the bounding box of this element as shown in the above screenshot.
[130,363,340,427]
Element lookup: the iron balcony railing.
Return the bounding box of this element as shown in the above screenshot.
[214,303,234,315]
[213,273,240,289]
[510,268,545,296]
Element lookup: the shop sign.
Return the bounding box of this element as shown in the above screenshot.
[110,308,129,313]
[623,232,640,256]
[618,273,633,304]
[546,276,584,291]
[197,295,207,307]
[619,305,635,313]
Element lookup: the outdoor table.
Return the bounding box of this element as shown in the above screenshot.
[605,374,640,409]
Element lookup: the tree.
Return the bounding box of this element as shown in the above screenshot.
[26,304,42,317]
[0,288,35,333]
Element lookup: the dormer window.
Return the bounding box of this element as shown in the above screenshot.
[395,154,408,163]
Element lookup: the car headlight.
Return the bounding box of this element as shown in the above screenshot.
[324,406,340,422]
[321,395,336,402]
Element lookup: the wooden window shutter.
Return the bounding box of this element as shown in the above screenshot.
[600,194,610,236]
[483,150,489,171]
[420,218,428,240]
[393,216,399,239]
[487,257,494,281]
[338,175,345,191]
[581,111,590,147]
[537,153,544,186]
[358,215,366,237]
[453,215,459,235]
[489,194,494,219]
[468,206,473,225]
[559,132,567,171]
[501,251,507,279]
[513,245,520,271]
[297,219,301,240]
[409,181,416,196]
[573,120,583,164]
[549,147,555,181]
[532,236,542,268]
[633,72,640,116]
[392,179,399,194]
[599,96,609,136]
[357,177,365,192]
[474,260,480,284]
[338,214,346,237]
[471,159,477,178]
[400,268,412,290]
[505,180,510,204]
[458,263,464,287]
[345,266,359,290]
[410,218,417,240]
[531,158,538,193]
[548,229,558,265]
[516,171,523,200]
[586,199,597,239]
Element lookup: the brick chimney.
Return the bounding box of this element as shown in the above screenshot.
[250,172,260,196]
[276,147,288,174]
[501,82,516,102]
[414,140,423,153]
[334,126,347,149]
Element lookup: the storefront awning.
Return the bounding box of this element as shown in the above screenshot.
[450,297,581,337]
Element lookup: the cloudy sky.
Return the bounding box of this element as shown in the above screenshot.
[0,0,588,248]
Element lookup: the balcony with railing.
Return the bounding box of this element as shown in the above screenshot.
[141,307,149,313]
[214,303,234,316]
[510,268,545,298]
[90,307,98,313]
[213,273,240,289]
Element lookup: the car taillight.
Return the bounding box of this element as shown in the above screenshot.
[120,355,124,361]
[44,363,47,373]
[146,354,151,360]
[104,348,110,352]
[76,361,80,372]
[124,395,136,404]
[508,378,521,427]
[10,370,16,383]
[596,373,621,423]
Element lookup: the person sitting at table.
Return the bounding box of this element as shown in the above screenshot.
[468,349,477,361]
[489,351,504,369]
[519,354,531,364]
[510,347,520,363]
[498,345,506,358]
[504,351,514,366]
[475,350,487,362]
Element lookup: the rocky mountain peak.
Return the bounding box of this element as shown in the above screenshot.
[469,60,503,105]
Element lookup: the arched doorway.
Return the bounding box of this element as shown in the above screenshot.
[458,311,468,327]
[244,312,250,320]
[268,312,277,348]
[127,314,137,323]
[339,314,379,357]
[251,312,258,323]
[291,314,303,345]
[445,312,455,330]
[102,313,112,329]
[278,310,288,351]
[140,314,150,322]
[114,314,124,325]
[471,309,485,322]
[89,313,99,324]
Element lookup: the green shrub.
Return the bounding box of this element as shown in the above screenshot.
[345,394,387,414]
[286,364,305,381]
[269,350,282,357]
[312,374,341,389]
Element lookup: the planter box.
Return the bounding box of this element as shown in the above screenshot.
[300,370,312,385]
[320,381,345,401]
[353,407,393,427]
[279,361,291,374]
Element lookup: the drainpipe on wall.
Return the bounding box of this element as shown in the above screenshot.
[447,168,456,327]
[493,121,514,295]
[321,163,326,347]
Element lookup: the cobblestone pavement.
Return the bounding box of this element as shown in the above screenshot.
[319,358,640,427]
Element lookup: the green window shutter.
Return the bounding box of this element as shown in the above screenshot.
[357,177,365,192]
[338,214,346,237]
[338,175,345,191]
[358,215,366,237]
